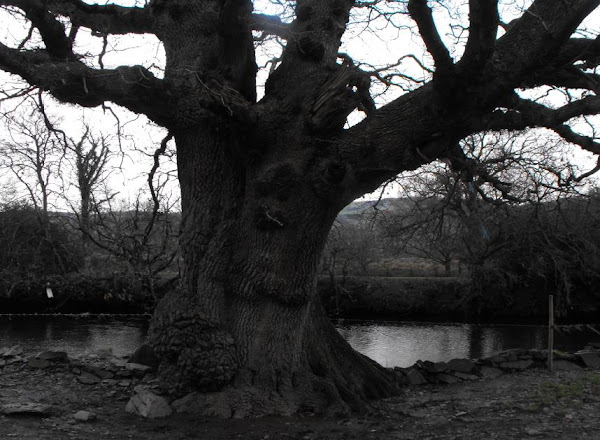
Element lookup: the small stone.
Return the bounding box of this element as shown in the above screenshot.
[72,368,81,375]
[28,357,51,369]
[498,360,534,371]
[577,352,600,368]
[125,363,153,374]
[479,366,503,378]
[73,410,96,422]
[405,368,427,385]
[36,351,68,361]
[77,372,101,385]
[447,358,475,373]
[486,355,506,364]
[437,373,461,384]
[117,370,132,378]
[125,386,172,418]
[119,380,132,387]
[102,379,119,386]
[453,372,479,381]
[3,346,23,358]
[2,402,52,417]
[550,360,582,371]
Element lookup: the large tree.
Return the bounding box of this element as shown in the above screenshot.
[1,0,600,416]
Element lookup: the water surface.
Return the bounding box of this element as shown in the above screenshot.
[0,316,597,367]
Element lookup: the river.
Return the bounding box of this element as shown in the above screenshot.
[0,316,597,367]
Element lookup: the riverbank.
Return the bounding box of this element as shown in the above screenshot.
[318,276,600,323]
[2,346,600,439]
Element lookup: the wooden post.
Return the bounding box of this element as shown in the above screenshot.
[548,294,554,371]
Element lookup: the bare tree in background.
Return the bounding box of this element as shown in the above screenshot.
[2,0,600,415]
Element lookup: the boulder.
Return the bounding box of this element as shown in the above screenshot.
[126,385,172,418]
[447,358,475,373]
[577,351,600,368]
[74,410,97,422]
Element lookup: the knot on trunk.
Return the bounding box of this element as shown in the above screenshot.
[310,60,374,132]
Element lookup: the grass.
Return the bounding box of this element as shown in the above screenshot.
[525,372,600,411]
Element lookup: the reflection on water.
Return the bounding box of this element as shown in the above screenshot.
[337,321,590,368]
[0,317,596,367]
[0,317,148,357]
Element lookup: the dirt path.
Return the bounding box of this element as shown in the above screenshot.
[1,355,600,439]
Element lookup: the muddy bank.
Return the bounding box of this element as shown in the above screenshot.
[318,276,600,323]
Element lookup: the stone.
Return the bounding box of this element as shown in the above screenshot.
[1,402,52,417]
[28,357,51,369]
[73,410,97,422]
[453,372,479,381]
[77,372,101,385]
[479,366,503,378]
[3,345,22,357]
[486,355,506,364]
[119,380,132,387]
[117,370,132,378]
[437,373,461,384]
[0,347,7,356]
[86,366,115,379]
[447,358,475,373]
[128,344,159,368]
[36,351,68,361]
[405,368,427,385]
[550,360,582,371]
[498,360,534,370]
[419,361,447,374]
[125,362,153,374]
[577,351,600,368]
[125,386,172,418]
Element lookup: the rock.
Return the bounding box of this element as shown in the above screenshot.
[550,360,582,371]
[0,347,7,356]
[405,368,427,385]
[486,355,506,364]
[119,380,132,387]
[447,358,475,373]
[0,359,6,367]
[77,372,101,385]
[86,365,115,379]
[117,370,132,378]
[498,360,534,371]
[128,344,159,368]
[28,357,51,369]
[419,361,447,374]
[1,402,52,417]
[125,385,172,418]
[577,351,600,368]
[453,372,479,381]
[73,410,97,422]
[125,362,153,374]
[36,351,68,361]
[94,348,113,359]
[3,345,23,357]
[437,373,461,384]
[479,366,503,378]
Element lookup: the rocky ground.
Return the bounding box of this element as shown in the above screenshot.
[1,345,600,439]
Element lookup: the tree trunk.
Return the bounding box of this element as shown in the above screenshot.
[147,120,399,417]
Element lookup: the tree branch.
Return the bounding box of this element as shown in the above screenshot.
[458,0,498,73]
[0,43,171,125]
[8,0,156,35]
[250,13,291,40]
[407,0,454,76]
